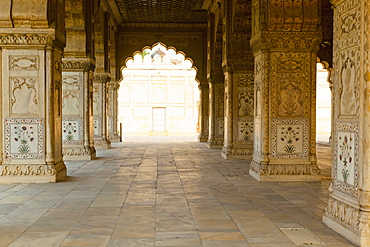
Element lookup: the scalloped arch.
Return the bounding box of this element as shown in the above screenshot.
[120,42,200,85]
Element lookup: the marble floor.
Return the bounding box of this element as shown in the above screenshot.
[0,135,354,247]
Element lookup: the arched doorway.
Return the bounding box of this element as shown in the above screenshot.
[118,43,200,135]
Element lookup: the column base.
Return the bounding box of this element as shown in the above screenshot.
[0,160,67,183]
[207,138,223,149]
[94,138,111,149]
[109,134,121,143]
[221,146,253,159]
[198,133,208,142]
[249,158,321,181]
[62,146,96,160]
[323,192,363,247]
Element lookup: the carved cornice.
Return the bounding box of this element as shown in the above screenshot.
[250,31,321,54]
[94,73,111,82]
[0,30,66,48]
[108,81,120,90]
[62,60,95,71]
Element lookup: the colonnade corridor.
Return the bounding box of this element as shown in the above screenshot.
[0,135,352,247]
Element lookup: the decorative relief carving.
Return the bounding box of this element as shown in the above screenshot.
[62,147,94,156]
[215,84,224,117]
[10,77,38,115]
[4,118,44,159]
[278,80,303,116]
[324,195,360,232]
[218,120,224,136]
[271,52,310,118]
[0,33,55,45]
[339,53,358,116]
[0,161,66,177]
[62,117,82,144]
[271,119,308,158]
[250,160,320,176]
[334,123,359,196]
[10,56,38,70]
[237,122,253,143]
[238,91,254,116]
[94,117,101,136]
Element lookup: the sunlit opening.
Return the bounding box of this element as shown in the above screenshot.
[118,43,200,135]
[316,62,331,144]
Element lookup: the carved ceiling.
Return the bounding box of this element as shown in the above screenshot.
[115,0,207,23]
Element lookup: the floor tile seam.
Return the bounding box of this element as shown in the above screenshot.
[169,145,203,243]
[191,144,283,245]
[0,185,50,217]
[79,147,145,244]
[74,147,140,230]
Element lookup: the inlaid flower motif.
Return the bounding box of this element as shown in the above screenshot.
[13,126,34,154]
[280,126,300,153]
[63,122,77,140]
[339,135,353,183]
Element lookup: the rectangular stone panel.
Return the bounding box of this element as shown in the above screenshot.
[4,118,44,159]
[272,119,308,158]
[62,117,82,144]
[334,122,359,196]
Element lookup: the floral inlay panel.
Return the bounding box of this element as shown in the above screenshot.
[218,120,224,135]
[272,119,308,158]
[94,117,101,136]
[237,122,254,142]
[334,123,359,196]
[4,118,44,159]
[62,118,82,144]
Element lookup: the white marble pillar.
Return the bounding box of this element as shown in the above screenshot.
[107,81,120,142]
[249,0,321,181]
[93,73,111,149]
[323,0,370,245]
[62,60,96,159]
[0,0,66,183]
[198,84,209,142]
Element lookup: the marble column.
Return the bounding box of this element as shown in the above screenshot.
[62,60,96,160]
[220,0,254,159]
[61,0,96,160]
[0,0,66,183]
[198,84,209,142]
[107,81,120,142]
[93,74,111,149]
[206,10,224,149]
[323,0,370,245]
[249,0,321,181]
[207,79,225,148]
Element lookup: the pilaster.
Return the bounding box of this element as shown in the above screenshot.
[220,0,254,159]
[249,0,321,180]
[61,0,96,160]
[107,81,120,142]
[206,10,224,149]
[198,83,209,142]
[0,0,66,183]
[323,0,370,245]
[93,73,111,149]
[62,59,96,160]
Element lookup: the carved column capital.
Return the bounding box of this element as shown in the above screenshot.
[250,31,322,54]
[0,29,66,48]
